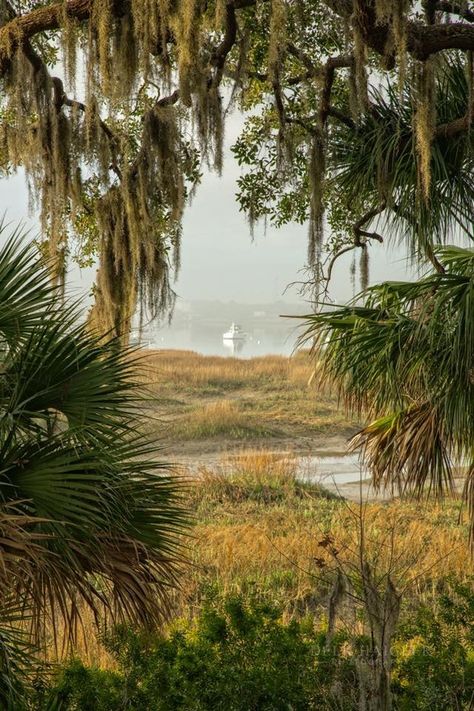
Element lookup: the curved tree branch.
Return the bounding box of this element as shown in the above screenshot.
[325,202,386,284]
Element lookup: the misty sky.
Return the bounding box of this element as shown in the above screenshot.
[0,110,417,307]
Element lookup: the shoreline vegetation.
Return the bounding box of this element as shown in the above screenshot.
[140,349,359,457]
[1,0,472,703]
[37,349,474,710]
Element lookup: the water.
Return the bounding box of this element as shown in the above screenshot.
[297,452,368,486]
[184,451,368,487]
[137,322,301,358]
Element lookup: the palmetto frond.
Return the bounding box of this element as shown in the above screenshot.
[0,229,189,666]
[331,57,474,256]
[301,246,474,527]
[0,595,40,711]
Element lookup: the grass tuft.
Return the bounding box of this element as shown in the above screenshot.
[169,401,278,440]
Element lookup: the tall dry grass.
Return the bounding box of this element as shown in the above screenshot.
[184,451,470,613]
[46,450,470,666]
[142,349,317,390]
[169,401,276,440]
[138,349,354,443]
[191,450,322,507]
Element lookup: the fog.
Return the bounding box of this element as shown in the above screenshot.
[0,110,416,310]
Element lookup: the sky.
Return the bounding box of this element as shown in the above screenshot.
[0,109,416,307]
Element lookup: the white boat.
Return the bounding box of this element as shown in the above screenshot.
[223,338,245,356]
[223,323,246,340]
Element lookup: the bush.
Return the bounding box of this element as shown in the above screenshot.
[392,581,474,710]
[40,596,352,710]
[40,585,474,710]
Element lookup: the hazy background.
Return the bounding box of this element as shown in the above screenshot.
[0,110,418,354]
[0,110,415,302]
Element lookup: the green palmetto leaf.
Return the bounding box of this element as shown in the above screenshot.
[0,227,190,694]
[0,224,57,345]
[300,246,474,530]
[331,56,474,256]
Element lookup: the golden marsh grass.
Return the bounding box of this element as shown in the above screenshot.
[139,350,357,449]
[186,451,469,612]
[49,450,470,667]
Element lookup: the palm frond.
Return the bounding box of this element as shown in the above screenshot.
[0,231,190,679]
[0,594,40,711]
[330,56,474,255]
[0,224,56,345]
[301,246,474,513]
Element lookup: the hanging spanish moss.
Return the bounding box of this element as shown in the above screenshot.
[268,0,288,166]
[307,131,325,267]
[351,4,369,115]
[414,58,436,201]
[0,0,235,340]
[350,253,356,294]
[0,0,470,342]
[374,0,410,87]
[360,243,369,291]
[194,82,225,174]
[268,0,286,81]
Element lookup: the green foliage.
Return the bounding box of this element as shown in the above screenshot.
[301,245,474,503]
[39,584,474,711]
[233,113,310,229]
[393,581,474,710]
[0,227,188,706]
[35,660,124,711]
[234,57,474,265]
[41,596,350,711]
[331,57,474,254]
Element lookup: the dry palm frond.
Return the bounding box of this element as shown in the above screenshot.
[350,403,453,499]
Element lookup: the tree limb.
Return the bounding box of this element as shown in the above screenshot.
[320,54,353,126]
[435,113,473,138]
[353,203,386,246]
[435,2,474,22]
[0,0,258,75]
[327,106,356,129]
[325,202,386,284]
[349,0,474,60]
[211,0,238,85]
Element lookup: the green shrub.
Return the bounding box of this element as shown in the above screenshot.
[40,585,474,710]
[41,597,352,710]
[392,581,474,711]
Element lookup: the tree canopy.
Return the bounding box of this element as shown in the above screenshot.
[0,1,473,335]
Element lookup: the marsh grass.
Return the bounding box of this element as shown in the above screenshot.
[169,401,278,440]
[183,451,470,614]
[190,450,336,511]
[46,450,471,670]
[142,349,312,390]
[44,609,117,671]
[139,350,357,447]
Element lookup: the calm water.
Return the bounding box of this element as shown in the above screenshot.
[138,322,301,358]
[184,452,368,487]
[297,453,367,485]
